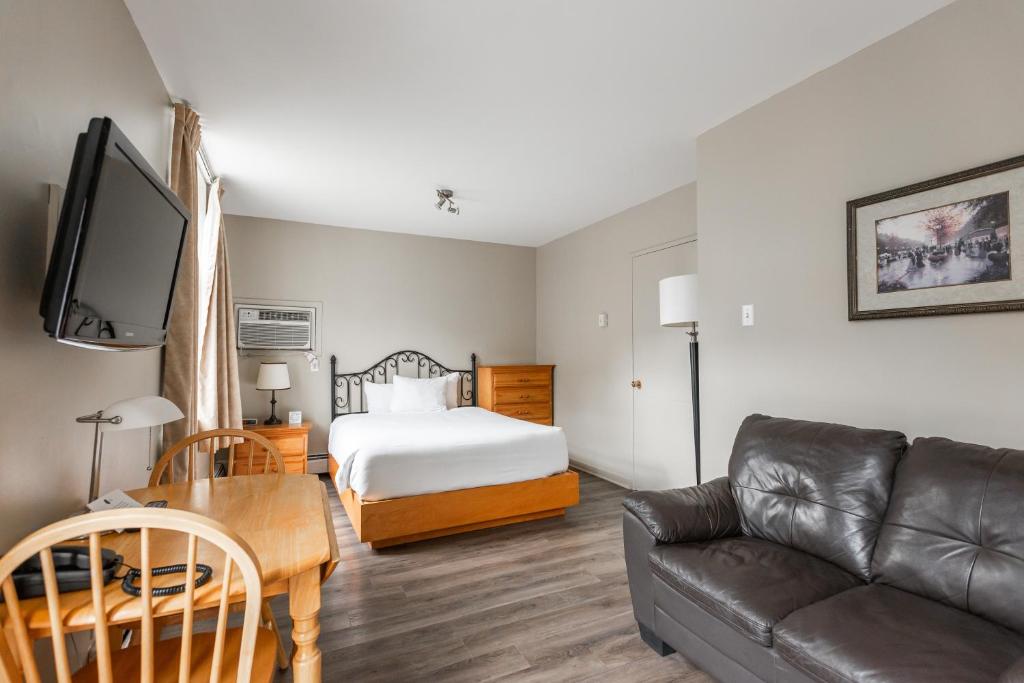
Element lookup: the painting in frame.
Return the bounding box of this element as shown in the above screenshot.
[848,154,1024,320]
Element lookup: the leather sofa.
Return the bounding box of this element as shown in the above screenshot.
[623,414,1024,682]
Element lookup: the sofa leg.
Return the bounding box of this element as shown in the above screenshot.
[639,623,675,657]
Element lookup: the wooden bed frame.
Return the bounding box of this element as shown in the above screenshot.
[327,350,580,548]
[328,458,579,548]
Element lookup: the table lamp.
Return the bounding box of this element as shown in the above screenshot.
[76,396,184,502]
[256,362,291,425]
[659,273,701,485]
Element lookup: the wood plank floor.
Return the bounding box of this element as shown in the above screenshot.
[271,471,712,682]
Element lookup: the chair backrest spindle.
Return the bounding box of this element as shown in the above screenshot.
[177,533,198,683]
[39,548,71,683]
[88,533,112,683]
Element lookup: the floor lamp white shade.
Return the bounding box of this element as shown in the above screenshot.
[659,274,699,327]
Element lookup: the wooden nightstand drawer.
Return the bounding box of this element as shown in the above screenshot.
[227,454,299,475]
[495,402,552,421]
[238,422,311,475]
[494,386,550,405]
[272,435,307,457]
[492,369,552,387]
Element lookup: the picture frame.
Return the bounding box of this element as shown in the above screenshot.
[847,153,1024,320]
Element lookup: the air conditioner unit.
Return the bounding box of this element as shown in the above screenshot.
[236,304,315,351]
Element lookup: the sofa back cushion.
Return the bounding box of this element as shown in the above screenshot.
[873,437,1024,633]
[729,414,906,581]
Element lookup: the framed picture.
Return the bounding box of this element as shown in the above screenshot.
[847,154,1024,320]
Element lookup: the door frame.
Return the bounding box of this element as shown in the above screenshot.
[630,233,698,489]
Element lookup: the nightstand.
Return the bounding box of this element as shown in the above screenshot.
[239,421,311,474]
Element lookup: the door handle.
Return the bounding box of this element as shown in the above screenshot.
[631,379,642,389]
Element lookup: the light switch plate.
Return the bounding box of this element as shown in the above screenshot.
[598,312,608,328]
[742,304,755,326]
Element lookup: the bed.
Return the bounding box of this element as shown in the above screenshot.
[327,350,579,548]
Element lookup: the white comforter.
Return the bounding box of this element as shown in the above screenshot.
[328,407,569,500]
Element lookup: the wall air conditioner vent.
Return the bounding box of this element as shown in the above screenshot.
[236,304,315,351]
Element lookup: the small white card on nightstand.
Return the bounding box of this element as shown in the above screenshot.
[288,410,302,425]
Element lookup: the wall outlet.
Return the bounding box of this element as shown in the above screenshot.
[741,304,755,327]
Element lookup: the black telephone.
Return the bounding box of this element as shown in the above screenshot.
[3,546,123,601]
[4,545,214,601]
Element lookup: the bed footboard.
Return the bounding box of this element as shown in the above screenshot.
[328,457,579,549]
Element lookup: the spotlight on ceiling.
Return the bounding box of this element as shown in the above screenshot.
[435,189,459,215]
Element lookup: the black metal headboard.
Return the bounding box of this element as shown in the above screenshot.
[330,350,477,419]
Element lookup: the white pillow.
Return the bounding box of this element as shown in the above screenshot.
[444,373,461,409]
[390,375,448,413]
[363,382,394,414]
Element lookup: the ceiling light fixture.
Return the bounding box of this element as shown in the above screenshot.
[435,189,459,215]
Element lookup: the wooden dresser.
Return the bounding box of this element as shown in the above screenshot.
[234,421,311,474]
[476,365,554,425]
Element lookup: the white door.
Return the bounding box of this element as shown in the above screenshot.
[632,240,698,490]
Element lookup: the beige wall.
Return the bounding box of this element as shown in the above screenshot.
[225,215,537,453]
[537,184,697,485]
[697,0,1024,478]
[0,0,171,548]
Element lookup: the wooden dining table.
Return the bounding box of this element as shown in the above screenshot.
[12,474,339,683]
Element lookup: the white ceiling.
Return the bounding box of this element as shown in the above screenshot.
[125,0,950,247]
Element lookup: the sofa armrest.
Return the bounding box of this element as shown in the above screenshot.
[622,477,741,544]
[1001,657,1024,683]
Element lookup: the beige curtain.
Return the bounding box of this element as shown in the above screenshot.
[197,181,242,444]
[163,104,242,457]
[162,103,201,447]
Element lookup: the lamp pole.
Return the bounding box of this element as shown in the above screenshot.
[76,411,123,502]
[687,323,700,485]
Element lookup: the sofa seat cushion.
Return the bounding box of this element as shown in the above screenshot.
[649,537,862,647]
[775,584,1024,683]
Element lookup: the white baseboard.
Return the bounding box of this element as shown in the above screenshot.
[569,459,633,490]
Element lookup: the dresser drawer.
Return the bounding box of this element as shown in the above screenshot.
[491,368,552,387]
[494,386,551,405]
[496,402,552,421]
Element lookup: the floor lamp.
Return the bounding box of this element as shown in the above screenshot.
[659,274,701,485]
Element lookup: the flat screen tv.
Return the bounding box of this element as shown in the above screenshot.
[40,117,189,350]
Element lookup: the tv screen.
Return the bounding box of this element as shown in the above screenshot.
[40,118,189,350]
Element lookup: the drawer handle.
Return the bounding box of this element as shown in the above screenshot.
[517,378,530,383]
[516,410,529,415]
[519,393,530,399]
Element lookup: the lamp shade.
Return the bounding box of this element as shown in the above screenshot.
[659,274,699,327]
[256,362,291,391]
[101,395,183,432]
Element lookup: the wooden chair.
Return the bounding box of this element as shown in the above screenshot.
[0,507,275,683]
[149,429,285,487]
[148,429,290,669]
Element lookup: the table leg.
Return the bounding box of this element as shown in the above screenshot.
[289,567,322,682]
